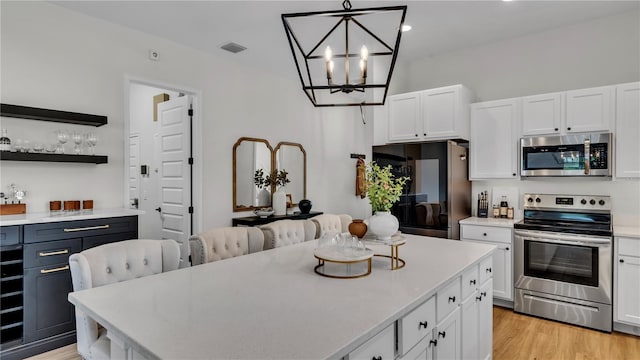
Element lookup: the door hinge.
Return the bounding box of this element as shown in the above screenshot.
[188,157,194,165]
[188,109,194,117]
[188,206,194,214]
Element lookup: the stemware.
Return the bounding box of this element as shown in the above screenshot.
[85,132,98,155]
[56,130,68,154]
[72,131,83,154]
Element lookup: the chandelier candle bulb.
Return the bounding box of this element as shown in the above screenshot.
[325,46,333,81]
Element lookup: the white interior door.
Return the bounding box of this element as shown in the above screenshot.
[158,96,192,267]
[128,134,141,209]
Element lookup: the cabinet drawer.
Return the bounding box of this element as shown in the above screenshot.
[461,264,479,300]
[462,225,511,243]
[24,216,137,243]
[24,239,81,268]
[348,323,394,360]
[618,237,640,257]
[437,276,461,322]
[82,231,137,250]
[479,256,494,285]
[399,296,436,356]
[0,225,22,247]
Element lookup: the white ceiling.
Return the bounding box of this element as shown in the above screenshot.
[52,1,639,80]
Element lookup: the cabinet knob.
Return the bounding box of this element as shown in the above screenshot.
[438,331,446,339]
[423,133,427,136]
[448,296,456,303]
[567,127,572,131]
[620,259,625,263]
[512,173,517,177]
[155,207,162,212]
[372,356,382,360]
[554,128,559,131]
[419,321,428,329]
[470,279,476,285]
[481,291,487,297]
[415,134,418,137]
[506,247,510,251]
[429,339,438,347]
[483,233,487,236]
[476,296,483,301]
[486,268,492,273]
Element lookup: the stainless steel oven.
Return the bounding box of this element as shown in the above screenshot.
[520,132,612,177]
[514,194,613,332]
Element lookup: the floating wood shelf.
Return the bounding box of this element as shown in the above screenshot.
[0,151,108,164]
[1,103,107,127]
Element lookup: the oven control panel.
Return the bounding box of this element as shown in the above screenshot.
[523,194,611,211]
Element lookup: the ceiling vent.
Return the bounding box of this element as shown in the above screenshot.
[220,42,247,54]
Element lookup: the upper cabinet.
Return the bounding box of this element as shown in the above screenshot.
[616,82,640,178]
[387,85,473,143]
[521,86,613,137]
[470,99,520,180]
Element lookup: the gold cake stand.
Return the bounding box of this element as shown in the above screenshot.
[313,246,374,279]
[363,234,407,270]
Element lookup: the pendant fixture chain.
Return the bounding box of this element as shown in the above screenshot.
[342,0,352,10]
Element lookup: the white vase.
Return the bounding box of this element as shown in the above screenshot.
[255,188,270,207]
[368,211,399,243]
[272,187,287,216]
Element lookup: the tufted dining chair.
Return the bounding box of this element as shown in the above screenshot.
[68,239,180,360]
[260,219,316,250]
[189,227,264,265]
[311,214,353,238]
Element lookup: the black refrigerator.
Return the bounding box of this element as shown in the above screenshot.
[372,141,471,239]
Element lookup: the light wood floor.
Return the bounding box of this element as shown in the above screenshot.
[27,307,640,360]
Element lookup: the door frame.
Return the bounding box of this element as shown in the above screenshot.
[123,75,203,236]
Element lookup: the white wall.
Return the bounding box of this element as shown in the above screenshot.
[0,1,373,231]
[394,11,640,227]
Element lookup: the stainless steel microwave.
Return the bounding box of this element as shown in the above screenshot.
[520,132,612,177]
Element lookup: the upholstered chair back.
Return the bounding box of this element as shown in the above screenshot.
[311,214,353,238]
[189,227,264,265]
[260,219,316,250]
[69,239,180,360]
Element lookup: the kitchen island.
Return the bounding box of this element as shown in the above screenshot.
[68,234,495,360]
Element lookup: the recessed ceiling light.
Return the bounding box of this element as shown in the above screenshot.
[401,24,412,32]
[503,0,513,2]
[220,42,247,54]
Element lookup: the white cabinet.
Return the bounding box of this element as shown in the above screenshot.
[614,236,640,327]
[477,279,493,360]
[615,82,640,178]
[388,85,472,143]
[434,307,461,360]
[460,259,493,360]
[348,323,395,360]
[470,99,520,179]
[521,92,563,136]
[388,92,421,142]
[461,224,513,302]
[565,85,614,133]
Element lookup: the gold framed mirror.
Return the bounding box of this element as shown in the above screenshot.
[233,137,274,212]
[274,142,306,206]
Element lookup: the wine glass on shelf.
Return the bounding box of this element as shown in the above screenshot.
[72,131,83,154]
[56,130,68,154]
[85,132,98,155]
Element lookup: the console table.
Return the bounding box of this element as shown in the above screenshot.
[231,211,322,226]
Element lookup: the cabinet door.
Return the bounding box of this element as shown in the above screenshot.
[470,99,520,179]
[388,92,421,142]
[435,307,461,360]
[616,255,640,326]
[23,263,74,343]
[521,92,562,136]
[492,243,512,301]
[478,279,493,360]
[615,82,640,178]
[349,323,395,360]
[565,86,613,133]
[422,86,460,139]
[460,293,479,360]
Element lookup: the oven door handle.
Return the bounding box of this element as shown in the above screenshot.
[515,230,611,245]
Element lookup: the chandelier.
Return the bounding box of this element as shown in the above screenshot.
[282,0,407,107]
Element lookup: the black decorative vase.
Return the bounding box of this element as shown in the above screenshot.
[298,199,312,214]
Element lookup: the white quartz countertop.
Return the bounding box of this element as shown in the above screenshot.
[614,226,640,239]
[0,208,143,226]
[459,216,521,228]
[69,235,495,360]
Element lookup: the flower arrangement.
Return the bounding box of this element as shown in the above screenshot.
[360,161,409,212]
[253,169,291,189]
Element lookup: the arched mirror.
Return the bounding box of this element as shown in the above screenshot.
[274,142,306,206]
[233,137,273,212]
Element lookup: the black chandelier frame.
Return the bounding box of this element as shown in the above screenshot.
[282,2,407,107]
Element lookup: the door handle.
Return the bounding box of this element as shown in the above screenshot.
[40,265,70,274]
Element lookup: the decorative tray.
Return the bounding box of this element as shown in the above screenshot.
[361,232,406,246]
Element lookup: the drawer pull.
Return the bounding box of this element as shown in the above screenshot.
[419,321,428,329]
[620,259,624,263]
[483,233,487,236]
[64,224,110,232]
[40,265,70,274]
[372,356,382,360]
[481,291,487,297]
[470,279,476,285]
[476,296,483,301]
[39,249,69,257]
[448,296,456,303]
[486,267,492,273]
[438,331,446,339]
[429,339,438,347]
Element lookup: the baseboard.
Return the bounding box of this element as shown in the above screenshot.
[493,298,514,309]
[614,321,640,336]
[0,331,76,360]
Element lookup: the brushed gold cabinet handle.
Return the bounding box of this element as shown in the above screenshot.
[40,265,70,274]
[63,224,109,232]
[39,249,69,257]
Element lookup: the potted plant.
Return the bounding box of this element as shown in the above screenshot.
[360,161,409,242]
